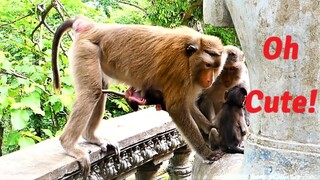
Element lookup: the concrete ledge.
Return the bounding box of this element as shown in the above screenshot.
[0,108,187,179]
[192,153,244,179]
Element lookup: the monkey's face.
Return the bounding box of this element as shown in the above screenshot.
[225,85,247,106]
[189,37,224,89]
[220,65,241,88]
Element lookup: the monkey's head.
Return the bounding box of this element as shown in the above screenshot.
[219,45,245,88]
[225,85,247,107]
[188,35,225,89]
[224,45,245,64]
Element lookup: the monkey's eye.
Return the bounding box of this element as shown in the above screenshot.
[205,63,212,68]
[186,45,198,56]
[208,52,219,57]
[205,50,220,57]
[229,52,236,56]
[212,62,221,68]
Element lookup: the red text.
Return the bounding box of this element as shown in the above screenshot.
[246,89,317,113]
[263,36,299,60]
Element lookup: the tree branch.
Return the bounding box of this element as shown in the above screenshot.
[31,0,57,44]
[0,13,33,28]
[0,70,50,95]
[0,121,3,157]
[181,0,203,25]
[118,1,148,14]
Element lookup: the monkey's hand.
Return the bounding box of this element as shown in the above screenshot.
[205,149,225,163]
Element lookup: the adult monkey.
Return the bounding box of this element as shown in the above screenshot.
[52,16,226,175]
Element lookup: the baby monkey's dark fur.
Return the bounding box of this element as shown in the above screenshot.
[209,84,248,154]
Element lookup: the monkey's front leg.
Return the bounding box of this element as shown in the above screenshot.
[191,105,214,135]
[197,97,215,121]
[168,103,224,163]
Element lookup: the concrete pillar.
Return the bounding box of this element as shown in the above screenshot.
[199,0,320,178]
[203,0,233,27]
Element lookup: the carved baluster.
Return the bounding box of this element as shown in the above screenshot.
[105,157,117,178]
[167,145,192,180]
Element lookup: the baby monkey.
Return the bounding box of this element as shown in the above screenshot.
[209,84,248,154]
[103,87,166,111]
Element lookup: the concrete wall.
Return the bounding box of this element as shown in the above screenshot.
[199,0,320,178]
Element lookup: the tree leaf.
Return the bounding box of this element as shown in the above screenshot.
[10,109,29,130]
[7,131,20,145]
[58,94,73,107]
[18,137,35,149]
[0,51,11,70]
[55,130,63,137]
[24,84,36,94]
[21,91,45,116]
[11,102,23,109]
[42,129,53,138]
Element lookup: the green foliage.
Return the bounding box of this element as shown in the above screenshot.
[106,84,133,118]
[82,0,121,17]
[147,0,189,27]
[204,24,241,47]
[109,1,149,25]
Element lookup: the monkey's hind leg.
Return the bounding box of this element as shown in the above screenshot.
[60,93,102,176]
[82,92,120,155]
[59,40,105,175]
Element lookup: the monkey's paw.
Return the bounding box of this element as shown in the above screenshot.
[204,149,225,163]
[78,155,91,177]
[99,138,120,156]
[82,134,120,156]
[63,147,91,177]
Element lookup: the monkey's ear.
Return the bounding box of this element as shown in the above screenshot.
[240,87,247,96]
[186,45,198,56]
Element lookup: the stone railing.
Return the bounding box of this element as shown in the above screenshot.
[0,108,192,179]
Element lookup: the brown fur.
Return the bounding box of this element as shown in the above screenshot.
[52,16,226,175]
[209,84,248,154]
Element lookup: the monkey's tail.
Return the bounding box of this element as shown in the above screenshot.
[51,18,75,93]
[102,89,125,97]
